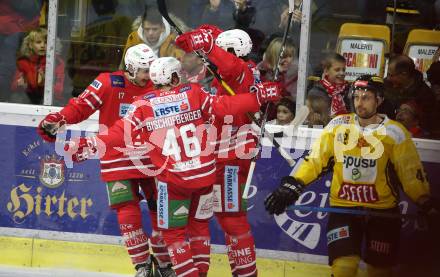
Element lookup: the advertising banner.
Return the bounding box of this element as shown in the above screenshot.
[1,124,439,264]
[340,39,384,81]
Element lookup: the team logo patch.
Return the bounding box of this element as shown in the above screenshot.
[110,75,125,88]
[152,98,191,118]
[212,185,222,212]
[144,93,156,100]
[179,85,191,93]
[327,226,350,245]
[195,191,214,220]
[39,155,64,188]
[342,155,377,183]
[119,103,134,117]
[224,166,239,212]
[91,79,102,90]
[157,181,169,229]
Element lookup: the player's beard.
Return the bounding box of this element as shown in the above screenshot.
[356,107,376,120]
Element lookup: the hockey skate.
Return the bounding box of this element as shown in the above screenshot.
[152,255,177,277]
[135,261,154,277]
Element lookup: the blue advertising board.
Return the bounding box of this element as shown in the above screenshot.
[0,124,439,265]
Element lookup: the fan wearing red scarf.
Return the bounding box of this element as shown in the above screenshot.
[308,53,350,117]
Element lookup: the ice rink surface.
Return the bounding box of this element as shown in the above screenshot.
[0,266,130,277]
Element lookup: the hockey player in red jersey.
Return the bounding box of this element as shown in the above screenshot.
[176,26,261,277]
[63,56,280,277]
[37,44,175,277]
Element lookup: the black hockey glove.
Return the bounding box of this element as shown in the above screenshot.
[264,176,304,215]
[419,196,440,231]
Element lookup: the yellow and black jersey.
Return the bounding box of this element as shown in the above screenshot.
[293,113,430,209]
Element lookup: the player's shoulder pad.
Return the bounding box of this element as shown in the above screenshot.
[324,114,354,131]
[383,118,411,145]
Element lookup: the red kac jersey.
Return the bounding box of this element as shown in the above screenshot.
[60,71,155,181]
[208,45,261,161]
[98,83,261,188]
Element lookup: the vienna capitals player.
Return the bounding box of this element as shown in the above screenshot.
[37,45,175,277]
[265,75,439,277]
[64,57,281,277]
[176,26,262,277]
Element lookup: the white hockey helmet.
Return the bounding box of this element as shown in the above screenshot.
[124,44,157,78]
[149,57,182,86]
[215,29,252,57]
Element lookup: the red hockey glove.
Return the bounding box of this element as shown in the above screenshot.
[175,29,214,54]
[197,24,223,40]
[254,82,281,105]
[64,137,98,163]
[37,112,66,142]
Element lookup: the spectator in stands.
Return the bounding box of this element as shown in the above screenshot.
[122,7,184,60]
[396,101,426,138]
[67,0,132,97]
[10,28,64,104]
[382,55,436,136]
[427,61,440,138]
[0,0,43,102]
[187,0,235,30]
[307,53,350,117]
[304,94,331,127]
[427,61,440,101]
[232,0,265,61]
[268,97,296,126]
[258,37,298,99]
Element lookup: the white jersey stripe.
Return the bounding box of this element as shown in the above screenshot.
[126,241,149,250]
[101,165,155,173]
[101,156,150,164]
[130,250,149,258]
[201,95,210,110]
[178,268,198,277]
[173,259,194,270]
[83,98,96,110]
[90,91,103,105]
[238,268,257,277]
[181,167,216,180]
[192,254,210,259]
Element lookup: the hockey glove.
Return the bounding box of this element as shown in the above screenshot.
[264,176,304,215]
[255,82,281,105]
[64,137,98,163]
[197,24,223,40]
[175,29,214,54]
[37,112,66,142]
[418,196,440,231]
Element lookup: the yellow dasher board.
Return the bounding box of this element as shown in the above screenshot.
[404,29,440,74]
[336,23,390,82]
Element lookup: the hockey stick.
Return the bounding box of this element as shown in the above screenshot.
[243,0,301,199]
[156,0,296,166]
[287,205,418,219]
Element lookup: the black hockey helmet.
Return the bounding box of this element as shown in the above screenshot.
[351,74,385,98]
